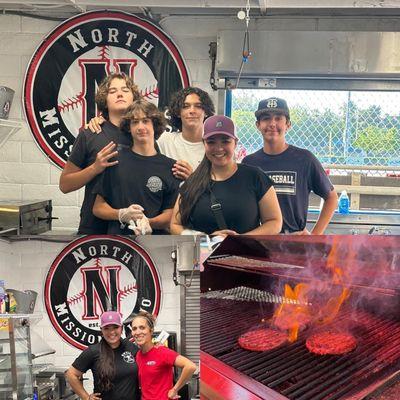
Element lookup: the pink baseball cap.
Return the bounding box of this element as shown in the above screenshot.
[100,311,122,327]
[203,115,237,140]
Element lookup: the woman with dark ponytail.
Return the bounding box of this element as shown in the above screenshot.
[66,311,140,400]
[170,115,282,236]
[131,311,197,400]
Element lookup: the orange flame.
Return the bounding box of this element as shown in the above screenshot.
[318,238,352,324]
[272,239,353,342]
[273,283,310,342]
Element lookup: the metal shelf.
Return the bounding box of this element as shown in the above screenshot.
[0,337,26,343]
[0,119,23,150]
[0,314,35,399]
[0,313,42,320]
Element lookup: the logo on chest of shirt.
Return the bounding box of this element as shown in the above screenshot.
[23,10,189,169]
[122,351,136,364]
[146,176,163,193]
[266,171,297,195]
[146,361,157,366]
[44,236,161,350]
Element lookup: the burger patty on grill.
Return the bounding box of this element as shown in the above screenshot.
[238,328,287,352]
[306,331,357,355]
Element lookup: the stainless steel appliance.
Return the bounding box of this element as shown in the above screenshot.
[34,368,78,400]
[0,200,54,235]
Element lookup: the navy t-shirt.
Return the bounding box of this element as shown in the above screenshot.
[242,145,333,233]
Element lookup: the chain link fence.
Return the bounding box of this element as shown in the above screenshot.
[231,89,400,177]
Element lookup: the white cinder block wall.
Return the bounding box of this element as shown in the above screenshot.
[0,236,184,371]
[1,12,400,230]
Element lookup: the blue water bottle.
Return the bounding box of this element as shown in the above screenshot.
[33,382,39,400]
[338,190,350,214]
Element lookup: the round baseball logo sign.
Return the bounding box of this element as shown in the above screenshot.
[44,235,161,349]
[24,10,189,169]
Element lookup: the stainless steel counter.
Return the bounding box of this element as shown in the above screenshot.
[307,209,400,234]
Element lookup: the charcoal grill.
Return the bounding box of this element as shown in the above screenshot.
[200,235,400,400]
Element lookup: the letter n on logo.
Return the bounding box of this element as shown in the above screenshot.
[80,262,122,320]
[77,58,138,129]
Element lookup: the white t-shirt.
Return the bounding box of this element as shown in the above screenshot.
[157,131,205,171]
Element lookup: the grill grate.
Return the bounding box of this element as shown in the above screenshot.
[202,286,306,305]
[208,255,305,271]
[201,296,400,400]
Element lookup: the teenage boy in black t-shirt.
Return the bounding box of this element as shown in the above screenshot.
[242,97,338,234]
[59,73,140,234]
[93,100,181,235]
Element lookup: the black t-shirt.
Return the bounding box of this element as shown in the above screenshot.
[93,148,181,235]
[68,121,131,234]
[72,338,140,400]
[242,145,333,233]
[184,164,273,234]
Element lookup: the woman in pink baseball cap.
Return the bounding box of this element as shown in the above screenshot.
[66,311,140,400]
[170,115,282,236]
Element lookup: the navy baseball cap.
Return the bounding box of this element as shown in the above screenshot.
[203,115,237,140]
[255,97,290,119]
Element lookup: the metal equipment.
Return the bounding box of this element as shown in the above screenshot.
[0,200,54,235]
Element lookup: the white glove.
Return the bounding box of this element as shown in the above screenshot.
[181,229,204,236]
[118,205,144,225]
[128,215,152,235]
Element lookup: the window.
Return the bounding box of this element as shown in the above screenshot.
[231,89,400,175]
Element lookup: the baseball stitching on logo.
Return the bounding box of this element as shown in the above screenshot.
[98,45,110,60]
[141,85,159,100]
[120,283,137,300]
[67,283,137,305]
[67,290,85,306]
[58,92,86,114]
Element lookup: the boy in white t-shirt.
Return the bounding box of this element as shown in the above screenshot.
[158,86,215,179]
